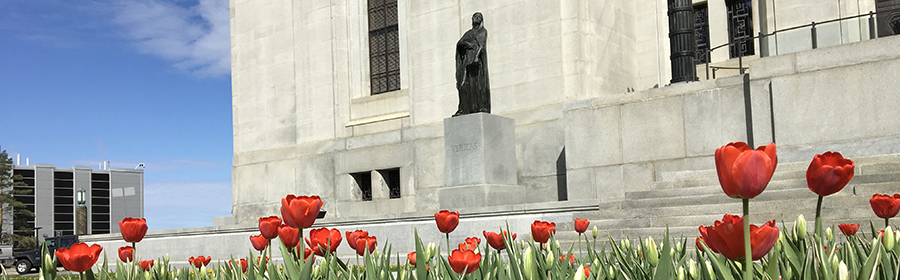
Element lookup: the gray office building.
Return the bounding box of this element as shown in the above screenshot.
[10,163,143,240]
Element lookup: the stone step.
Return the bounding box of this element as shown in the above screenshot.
[640,172,900,200]
[655,153,900,183]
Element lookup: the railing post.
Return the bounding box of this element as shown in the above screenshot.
[811,21,818,49]
[705,61,710,80]
[869,11,876,39]
[759,32,768,57]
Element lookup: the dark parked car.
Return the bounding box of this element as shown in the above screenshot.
[14,235,78,274]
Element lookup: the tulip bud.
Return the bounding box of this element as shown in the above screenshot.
[884,226,895,251]
[894,230,900,254]
[544,250,555,268]
[320,258,329,272]
[165,254,170,264]
[705,260,714,277]
[574,265,585,280]
[677,266,685,280]
[619,240,626,249]
[312,264,321,279]
[825,227,834,243]
[625,239,631,251]
[592,258,600,268]
[592,226,599,239]
[609,266,616,279]
[837,261,848,280]
[675,241,683,253]
[425,243,436,262]
[523,247,536,280]
[830,255,839,272]
[380,271,386,279]
[687,259,697,280]
[644,237,659,266]
[795,214,807,240]
[734,261,741,270]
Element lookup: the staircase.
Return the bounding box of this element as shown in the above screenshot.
[552,153,900,249]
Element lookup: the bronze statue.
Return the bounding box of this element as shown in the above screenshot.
[453,12,490,117]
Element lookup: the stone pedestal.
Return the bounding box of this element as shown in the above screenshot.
[440,113,521,209]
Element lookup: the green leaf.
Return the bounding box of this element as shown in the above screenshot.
[698,239,735,280]
[856,235,881,280]
[652,229,675,280]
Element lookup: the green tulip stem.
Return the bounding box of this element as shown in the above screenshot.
[886,218,891,228]
[815,195,824,241]
[578,233,583,263]
[299,228,305,259]
[267,239,273,267]
[742,198,752,280]
[80,271,84,280]
[446,232,451,255]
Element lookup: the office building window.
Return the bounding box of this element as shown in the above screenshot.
[368,0,400,94]
[726,0,754,58]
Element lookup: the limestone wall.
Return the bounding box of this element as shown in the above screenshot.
[564,33,900,201]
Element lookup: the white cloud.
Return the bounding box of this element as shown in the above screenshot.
[112,0,230,77]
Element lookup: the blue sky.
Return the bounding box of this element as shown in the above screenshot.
[0,0,233,230]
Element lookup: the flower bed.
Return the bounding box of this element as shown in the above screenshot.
[16,143,900,280]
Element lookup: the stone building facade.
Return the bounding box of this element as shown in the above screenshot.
[228,0,896,226]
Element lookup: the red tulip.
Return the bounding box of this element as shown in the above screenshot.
[870,194,900,218]
[458,237,480,251]
[302,248,313,260]
[189,256,211,268]
[250,234,268,251]
[139,260,154,271]
[119,217,148,243]
[231,259,248,273]
[483,230,516,250]
[259,216,282,239]
[306,227,342,256]
[839,223,860,236]
[583,266,591,277]
[448,249,481,274]
[695,236,710,253]
[574,219,589,233]
[806,152,855,196]
[355,236,377,256]
[279,224,300,248]
[346,230,369,250]
[715,142,778,199]
[531,220,556,243]
[281,195,323,229]
[559,254,575,265]
[435,210,460,233]
[257,256,270,265]
[408,252,417,265]
[55,242,103,272]
[118,246,133,262]
[699,214,779,261]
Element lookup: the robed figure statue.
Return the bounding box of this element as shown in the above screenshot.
[453,12,490,117]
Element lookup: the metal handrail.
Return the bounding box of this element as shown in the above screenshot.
[697,11,879,79]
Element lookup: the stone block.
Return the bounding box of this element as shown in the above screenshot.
[594,165,624,201]
[437,184,525,210]
[621,96,686,163]
[444,113,517,186]
[683,87,746,157]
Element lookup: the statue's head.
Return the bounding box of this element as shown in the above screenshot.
[472,12,483,29]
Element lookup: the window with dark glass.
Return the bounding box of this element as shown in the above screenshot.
[351,172,373,201]
[694,3,711,63]
[368,0,400,94]
[378,168,401,199]
[12,169,35,236]
[726,0,754,58]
